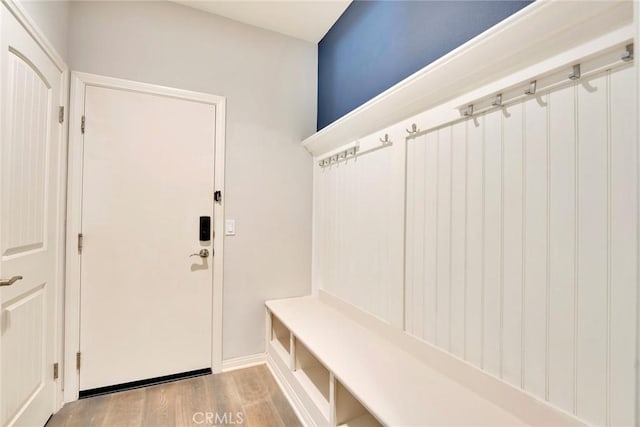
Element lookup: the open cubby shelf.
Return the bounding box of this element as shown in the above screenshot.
[294,340,331,418]
[335,380,381,427]
[270,313,291,357]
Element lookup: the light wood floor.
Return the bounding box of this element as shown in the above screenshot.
[47,364,301,427]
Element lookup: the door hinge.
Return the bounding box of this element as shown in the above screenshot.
[53,362,59,380]
[81,115,86,134]
[58,106,64,123]
[76,352,81,370]
[77,233,84,254]
[214,191,222,204]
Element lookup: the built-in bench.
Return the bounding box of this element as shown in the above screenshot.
[265,291,583,426]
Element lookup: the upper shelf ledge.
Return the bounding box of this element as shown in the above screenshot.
[302,0,633,157]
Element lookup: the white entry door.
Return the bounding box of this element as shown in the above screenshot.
[0,4,65,427]
[78,83,216,391]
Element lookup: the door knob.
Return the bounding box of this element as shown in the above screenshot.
[190,249,209,258]
[0,275,23,287]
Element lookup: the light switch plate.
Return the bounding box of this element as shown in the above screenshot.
[225,219,236,236]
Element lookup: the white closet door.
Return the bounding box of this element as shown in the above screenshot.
[0,5,64,426]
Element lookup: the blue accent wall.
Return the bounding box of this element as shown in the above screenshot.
[317,0,532,130]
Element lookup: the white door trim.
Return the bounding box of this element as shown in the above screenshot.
[64,72,226,402]
[1,0,69,413]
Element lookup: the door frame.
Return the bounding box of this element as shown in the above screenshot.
[64,72,226,402]
[0,0,69,414]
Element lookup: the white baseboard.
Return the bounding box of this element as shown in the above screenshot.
[221,353,266,372]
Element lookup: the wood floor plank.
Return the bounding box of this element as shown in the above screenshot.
[232,365,271,404]
[205,370,246,426]
[241,399,286,427]
[104,387,145,427]
[142,381,179,427]
[174,376,209,426]
[47,393,112,427]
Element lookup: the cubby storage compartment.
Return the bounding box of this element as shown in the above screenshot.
[270,313,291,358]
[335,381,382,427]
[293,340,331,418]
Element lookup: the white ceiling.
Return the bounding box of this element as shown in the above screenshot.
[172,1,351,43]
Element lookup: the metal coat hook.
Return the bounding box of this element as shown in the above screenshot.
[568,64,581,80]
[622,44,634,62]
[405,123,418,135]
[524,80,537,95]
[462,105,474,117]
[379,133,391,144]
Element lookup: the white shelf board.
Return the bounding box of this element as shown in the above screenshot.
[302,0,632,157]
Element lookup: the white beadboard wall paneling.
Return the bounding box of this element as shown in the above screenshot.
[465,115,484,367]
[405,134,426,337]
[449,121,467,359]
[423,130,438,343]
[523,92,548,400]
[547,82,576,414]
[436,127,452,350]
[608,64,636,427]
[501,100,524,389]
[576,72,609,426]
[403,63,636,425]
[302,2,632,157]
[483,108,502,377]
[315,126,406,328]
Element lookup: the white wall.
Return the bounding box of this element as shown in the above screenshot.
[19,0,69,61]
[67,1,316,359]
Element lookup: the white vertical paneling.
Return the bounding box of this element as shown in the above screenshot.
[523,94,548,398]
[407,138,426,338]
[450,121,467,358]
[483,109,503,376]
[423,131,439,343]
[1,52,50,256]
[466,116,484,366]
[502,102,524,388]
[608,65,636,427]
[405,141,416,332]
[388,138,406,327]
[436,128,452,349]
[315,136,407,327]
[328,164,337,292]
[547,83,576,413]
[317,62,637,427]
[320,166,329,290]
[576,73,608,426]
